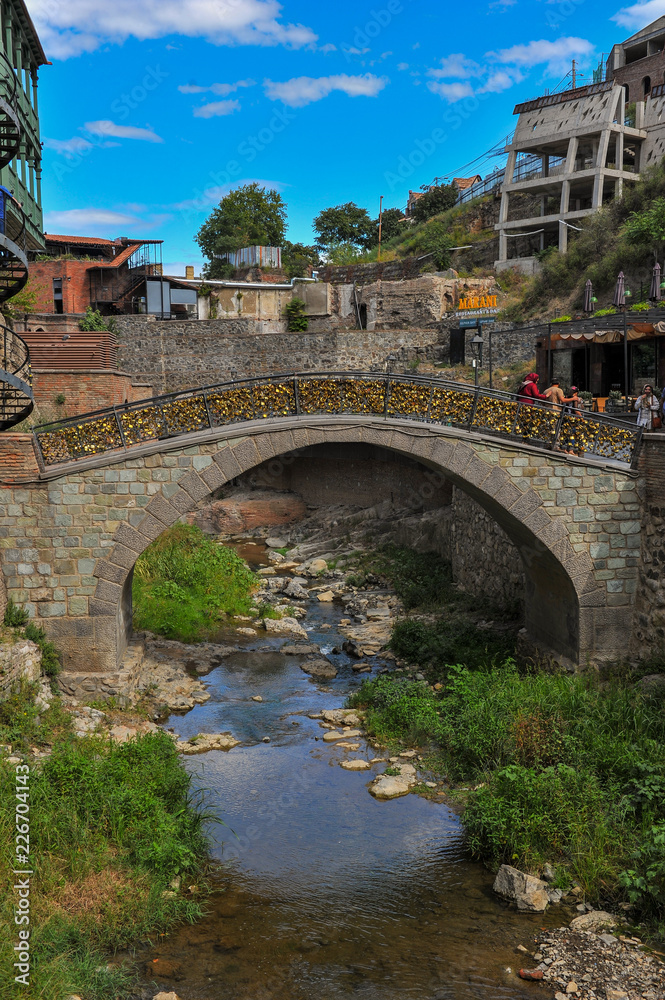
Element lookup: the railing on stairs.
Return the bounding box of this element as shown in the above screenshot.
[32,372,643,470]
[0,50,33,429]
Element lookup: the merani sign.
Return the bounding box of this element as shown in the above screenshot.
[454,293,500,320]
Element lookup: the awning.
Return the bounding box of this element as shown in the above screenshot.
[553,324,665,345]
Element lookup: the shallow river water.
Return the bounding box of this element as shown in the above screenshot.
[139,545,560,999]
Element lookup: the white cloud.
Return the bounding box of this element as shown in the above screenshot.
[397,62,409,70]
[43,136,94,158]
[428,53,481,79]
[319,42,336,53]
[29,0,317,60]
[84,120,164,142]
[492,36,594,74]
[264,73,388,107]
[478,68,524,93]
[342,46,370,55]
[612,0,665,28]
[193,99,241,118]
[43,208,142,232]
[427,80,475,101]
[44,207,172,234]
[178,78,256,96]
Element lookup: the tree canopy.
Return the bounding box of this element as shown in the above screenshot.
[196,183,287,278]
[313,202,375,253]
[412,183,458,224]
[624,198,665,261]
[282,241,321,279]
[377,207,406,244]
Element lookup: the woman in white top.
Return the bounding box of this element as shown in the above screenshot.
[634,384,660,431]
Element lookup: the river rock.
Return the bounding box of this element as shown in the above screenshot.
[568,909,618,932]
[336,742,361,749]
[153,993,182,1000]
[300,658,338,680]
[251,695,263,702]
[262,617,308,639]
[175,733,240,754]
[266,537,287,549]
[322,729,362,741]
[300,557,328,576]
[267,550,285,564]
[369,774,412,799]
[237,627,257,636]
[317,590,335,602]
[493,865,550,912]
[281,643,319,655]
[283,579,310,600]
[257,567,275,576]
[340,759,371,770]
[321,709,362,726]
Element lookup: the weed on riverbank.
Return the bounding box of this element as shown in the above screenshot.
[346,545,665,933]
[350,661,665,933]
[133,523,257,641]
[0,690,211,999]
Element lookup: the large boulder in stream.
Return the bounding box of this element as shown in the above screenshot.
[262,617,308,639]
[492,865,550,912]
[300,657,338,680]
[283,579,310,599]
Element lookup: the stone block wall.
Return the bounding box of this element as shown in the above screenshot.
[0,636,41,698]
[114,316,441,394]
[633,433,665,653]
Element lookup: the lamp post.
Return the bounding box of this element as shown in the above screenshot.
[386,353,396,375]
[471,332,484,388]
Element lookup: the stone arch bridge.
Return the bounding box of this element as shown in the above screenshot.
[0,373,650,682]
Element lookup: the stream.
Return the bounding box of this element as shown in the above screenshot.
[138,541,561,999]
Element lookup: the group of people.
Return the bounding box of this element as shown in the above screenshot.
[517,373,665,432]
[516,373,583,415]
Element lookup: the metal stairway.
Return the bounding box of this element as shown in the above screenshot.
[0,51,32,429]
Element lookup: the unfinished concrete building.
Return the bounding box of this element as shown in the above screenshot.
[495,15,665,271]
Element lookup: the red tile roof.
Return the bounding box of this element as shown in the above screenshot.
[453,175,482,190]
[44,234,120,246]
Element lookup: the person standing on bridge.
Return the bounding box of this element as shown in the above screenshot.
[517,373,549,405]
[544,379,566,411]
[634,384,660,431]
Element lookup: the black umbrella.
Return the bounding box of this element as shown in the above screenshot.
[612,271,626,309]
[650,262,662,302]
[583,279,593,312]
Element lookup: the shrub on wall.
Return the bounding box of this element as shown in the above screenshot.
[285,297,308,332]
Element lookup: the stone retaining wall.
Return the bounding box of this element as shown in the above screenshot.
[0,635,41,699]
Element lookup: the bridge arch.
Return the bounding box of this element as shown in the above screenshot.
[86,419,606,673]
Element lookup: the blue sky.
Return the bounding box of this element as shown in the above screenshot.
[30,0,665,273]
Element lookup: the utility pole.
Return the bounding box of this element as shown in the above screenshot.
[572,59,577,90]
[377,195,384,262]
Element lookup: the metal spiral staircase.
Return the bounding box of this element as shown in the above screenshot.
[0,51,33,430]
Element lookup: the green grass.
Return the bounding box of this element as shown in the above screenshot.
[0,700,212,999]
[132,523,257,641]
[349,660,665,930]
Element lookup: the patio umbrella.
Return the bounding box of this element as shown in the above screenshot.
[650,262,662,302]
[613,271,626,308]
[583,279,593,312]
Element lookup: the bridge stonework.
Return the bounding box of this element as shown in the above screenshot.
[0,418,646,679]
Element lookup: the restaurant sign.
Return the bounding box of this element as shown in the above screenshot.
[454,293,500,319]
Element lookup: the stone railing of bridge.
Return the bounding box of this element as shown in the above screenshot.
[31,372,642,472]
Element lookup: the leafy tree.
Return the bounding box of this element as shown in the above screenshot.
[376,206,406,244]
[284,296,308,331]
[79,307,116,332]
[196,183,287,278]
[624,197,665,261]
[1,281,37,322]
[325,242,366,265]
[282,241,321,279]
[313,202,375,253]
[412,183,458,224]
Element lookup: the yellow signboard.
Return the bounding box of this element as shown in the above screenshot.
[458,294,498,310]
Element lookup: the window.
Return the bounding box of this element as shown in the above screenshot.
[643,76,651,97]
[52,278,63,314]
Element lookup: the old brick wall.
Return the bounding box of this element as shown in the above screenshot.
[32,370,153,419]
[114,316,441,393]
[28,260,98,314]
[319,257,426,284]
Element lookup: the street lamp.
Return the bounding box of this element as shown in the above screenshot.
[470,333,484,388]
[386,353,397,374]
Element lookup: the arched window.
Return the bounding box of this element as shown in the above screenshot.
[643,75,651,97]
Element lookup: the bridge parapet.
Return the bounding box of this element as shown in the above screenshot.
[32,372,642,471]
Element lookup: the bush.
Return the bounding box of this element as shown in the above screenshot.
[133,523,257,641]
[78,307,116,333]
[284,296,308,332]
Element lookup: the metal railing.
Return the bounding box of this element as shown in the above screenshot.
[32,372,643,470]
